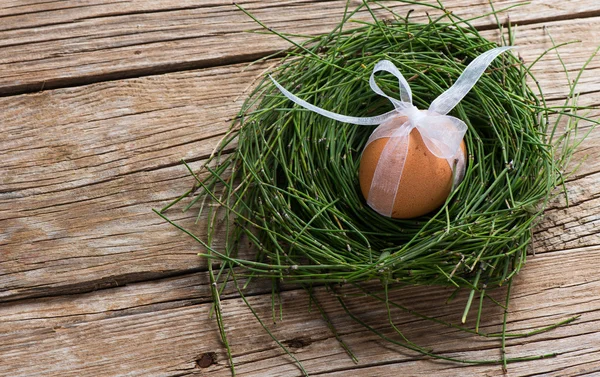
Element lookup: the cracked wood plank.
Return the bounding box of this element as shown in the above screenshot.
[1,0,600,95]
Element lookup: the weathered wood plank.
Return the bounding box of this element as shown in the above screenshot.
[534,173,600,252]
[1,246,598,376]
[2,17,600,302]
[1,0,600,95]
[0,62,269,301]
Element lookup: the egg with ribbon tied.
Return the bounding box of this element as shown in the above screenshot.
[359,115,467,218]
[269,46,513,218]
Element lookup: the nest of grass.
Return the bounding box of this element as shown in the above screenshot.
[157,1,595,374]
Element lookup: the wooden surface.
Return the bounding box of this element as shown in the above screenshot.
[1,1,600,376]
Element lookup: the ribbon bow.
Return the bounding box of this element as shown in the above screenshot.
[270,46,513,217]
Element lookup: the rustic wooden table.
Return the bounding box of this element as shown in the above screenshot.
[1,1,599,376]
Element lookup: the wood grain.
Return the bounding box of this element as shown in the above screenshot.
[0,62,267,302]
[1,0,600,95]
[1,0,600,376]
[1,246,599,376]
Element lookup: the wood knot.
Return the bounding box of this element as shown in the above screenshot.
[195,352,217,368]
[283,336,312,349]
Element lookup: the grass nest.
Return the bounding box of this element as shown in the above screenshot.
[157,1,595,374]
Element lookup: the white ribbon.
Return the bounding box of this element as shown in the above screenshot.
[270,46,513,217]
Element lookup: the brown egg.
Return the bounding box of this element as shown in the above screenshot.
[359,120,467,219]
